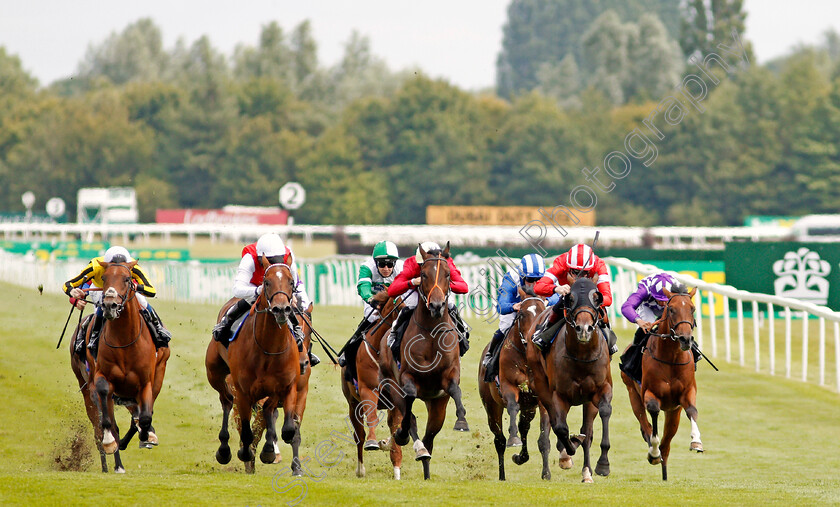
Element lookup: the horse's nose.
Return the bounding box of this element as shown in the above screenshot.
[429,301,445,317]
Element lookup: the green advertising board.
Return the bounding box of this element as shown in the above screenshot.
[724,242,840,311]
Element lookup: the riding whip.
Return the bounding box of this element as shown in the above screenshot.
[56,303,77,349]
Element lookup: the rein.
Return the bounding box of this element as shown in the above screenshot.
[100,263,142,348]
[512,296,544,353]
[419,257,450,309]
[251,263,294,356]
[646,292,695,366]
[562,302,604,363]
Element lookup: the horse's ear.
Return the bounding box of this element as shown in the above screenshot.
[688,287,697,298]
[99,261,110,270]
[593,290,603,306]
[127,260,138,270]
[442,241,451,258]
[662,288,673,299]
[259,255,271,269]
[418,243,428,260]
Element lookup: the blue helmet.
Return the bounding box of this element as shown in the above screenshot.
[518,254,546,280]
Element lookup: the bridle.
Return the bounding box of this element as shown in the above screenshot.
[562,285,604,363]
[646,292,696,366]
[418,257,450,309]
[252,263,295,355]
[513,296,544,351]
[101,263,137,318]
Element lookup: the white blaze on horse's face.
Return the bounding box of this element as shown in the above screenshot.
[104,287,119,298]
[527,306,537,317]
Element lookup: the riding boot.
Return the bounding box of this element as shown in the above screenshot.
[212,299,251,347]
[74,315,93,360]
[483,329,506,383]
[141,305,172,349]
[86,311,104,359]
[599,321,619,356]
[388,307,413,359]
[291,324,309,375]
[532,302,564,352]
[449,306,470,356]
[692,345,701,366]
[338,318,374,367]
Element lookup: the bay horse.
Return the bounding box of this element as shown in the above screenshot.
[205,261,305,476]
[390,243,469,480]
[341,290,419,480]
[79,261,167,472]
[478,287,553,481]
[527,277,613,483]
[620,285,703,481]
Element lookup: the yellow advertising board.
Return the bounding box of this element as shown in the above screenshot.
[426,206,596,227]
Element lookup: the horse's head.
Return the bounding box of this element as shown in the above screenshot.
[563,277,602,344]
[418,241,451,319]
[659,285,697,351]
[99,260,137,320]
[516,286,546,340]
[260,261,296,327]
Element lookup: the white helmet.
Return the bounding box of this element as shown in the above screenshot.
[256,233,286,262]
[103,246,134,263]
[415,241,441,264]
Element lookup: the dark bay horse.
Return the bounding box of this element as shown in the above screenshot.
[341,290,419,480]
[620,285,703,481]
[527,277,613,483]
[479,287,552,481]
[80,261,166,472]
[205,262,306,476]
[390,243,469,480]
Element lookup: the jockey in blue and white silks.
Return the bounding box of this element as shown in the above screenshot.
[482,254,559,382]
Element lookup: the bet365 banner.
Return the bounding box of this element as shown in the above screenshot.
[724,242,840,311]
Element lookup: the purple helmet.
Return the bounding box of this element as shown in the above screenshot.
[645,273,677,302]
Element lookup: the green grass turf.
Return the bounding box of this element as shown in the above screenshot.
[1,281,839,506]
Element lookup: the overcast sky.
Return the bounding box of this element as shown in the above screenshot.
[1,0,838,91]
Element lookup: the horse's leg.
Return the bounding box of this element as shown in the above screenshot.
[644,392,662,465]
[393,375,417,446]
[683,386,703,452]
[94,375,120,457]
[81,378,108,472]
[386,408,403,480]
[579,402,598,483]
[347,395,366,478]
[119,405,139,450]
[235,393,255,463]
[280,388,301,477]
[512,404,535,466]
[419,397,449,480]
[257,399,277,464]
[501,386,522,448]
[537,405,554,479]
[551,397,576,455]
[146,347,169,446]
[447,381,469,432]
[482,388,506,480]
[659,409,681,481]
[359,384,382,451]
[594,393,613,477]
[622,372,653,448]
[137,382,154,443]
[215,390,233,464]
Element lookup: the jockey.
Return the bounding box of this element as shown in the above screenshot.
[337,241,404,368]
[619,272,701,381]
[211,233,319,371]
[386,242,470,359]
[64,246,172,360]
[481,254,560,383]
[531,243,619,355]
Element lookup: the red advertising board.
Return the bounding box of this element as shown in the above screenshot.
[156,208,288,225]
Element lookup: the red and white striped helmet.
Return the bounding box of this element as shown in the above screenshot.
[567,244,595,271]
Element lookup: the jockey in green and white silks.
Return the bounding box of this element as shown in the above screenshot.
[337,241,403,368]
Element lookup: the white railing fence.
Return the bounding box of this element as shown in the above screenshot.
[2,251,837,392]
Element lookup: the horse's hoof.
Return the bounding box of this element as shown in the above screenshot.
[145,432,158,446]
[690,442,704,452]
[245,461,255,474]
[260,450,276,465]
[356,463,366,478]
[238,448,254,463]
[453,419,470,432]
[393,466,401,480]
[216,446,232,465]
[506,435,523,447]
[114,467,125,474]
[393,429,409,447]
[647,453,661,465]
[414,440,431,461]
[582,467,593,483]
[511,452,529,465]
[559,455,574,470]
[570,434,586,448]
[378,438,392,451]
[595,463,610,476]
[541,471,551,481]
[364,439,380,451]
[103,440,118,455]
[139,441,154,449]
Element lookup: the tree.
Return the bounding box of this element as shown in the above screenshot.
[679,0,753,63]
[77,18,168,87]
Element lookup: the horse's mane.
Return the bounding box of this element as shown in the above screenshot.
[425,248,449,259]
[670,282,690,295]
[371,290,390,304]
[521,285,537,297]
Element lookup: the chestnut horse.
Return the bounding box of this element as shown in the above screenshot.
[478,288,553,481]
[390,243,469,480]
[205,262,308,476]
[527,277,613,483]
[341,290,419,480]
[79,262,167,473]
[620,285,703,481]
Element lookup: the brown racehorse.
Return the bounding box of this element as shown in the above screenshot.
[389,243,469,480]
[205,261,305,475]
[80,262,167,473]
[527,277,613,483]
[479,287,553,481]
[341,290,419,480]
[620,285,703,481]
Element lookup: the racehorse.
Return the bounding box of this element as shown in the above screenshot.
[478,287,553,481]
[341,290,419,480]
[620,284,703,481]
[205,262,307,476]
[527,277,613,483]
[76,261,167,473]
[390,243,469,480]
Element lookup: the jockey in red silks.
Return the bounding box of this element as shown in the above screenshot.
[531,243,619,356]
[386,241,471,359]
[212,233,319,370]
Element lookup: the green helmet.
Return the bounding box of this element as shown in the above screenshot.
[372,241,399,260]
